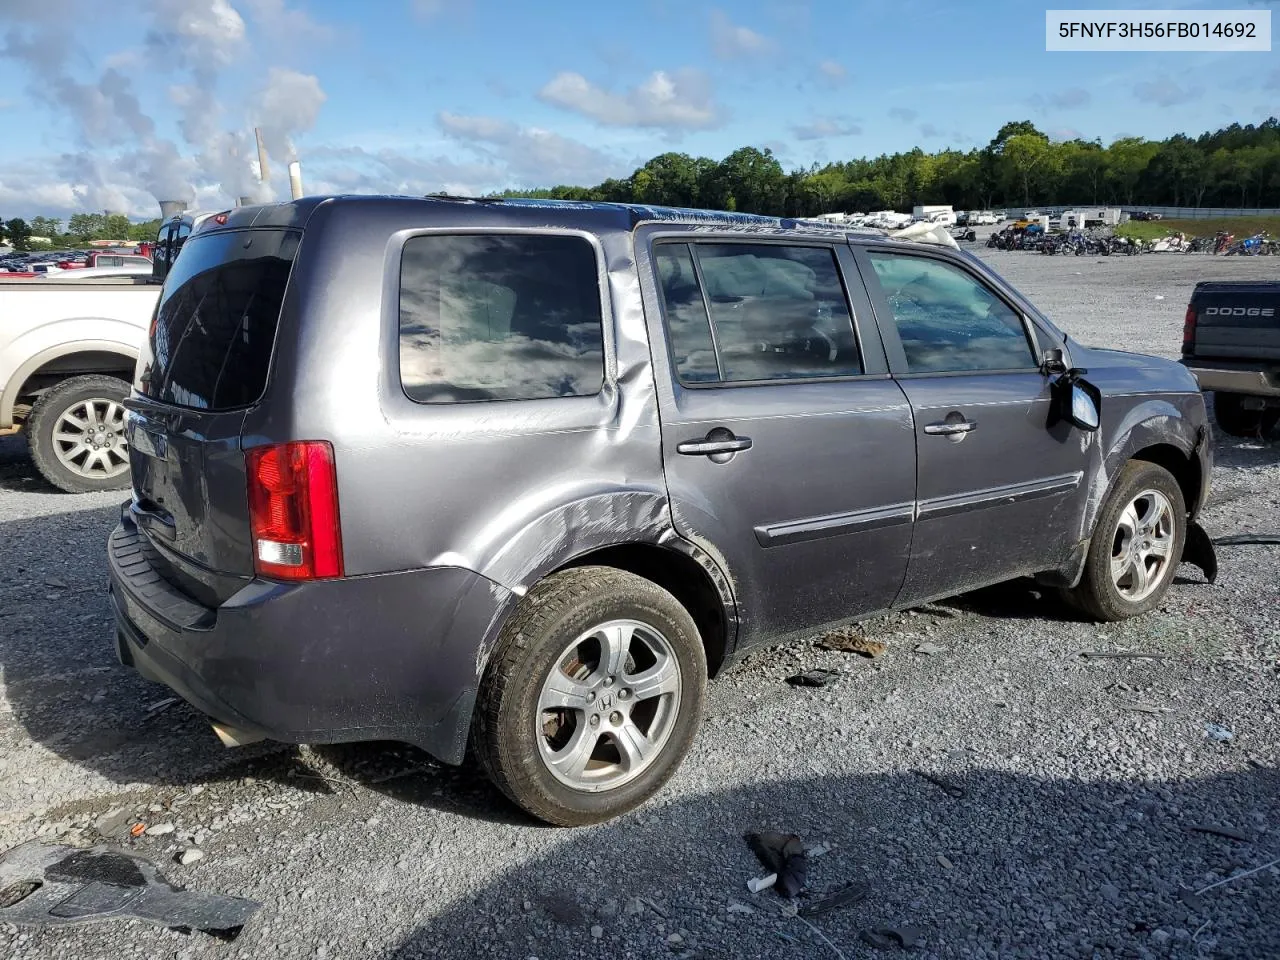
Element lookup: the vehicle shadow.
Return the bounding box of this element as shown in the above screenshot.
[0,434,50,493]
[368,766,1280,960]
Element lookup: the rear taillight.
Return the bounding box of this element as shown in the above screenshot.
[1182,305,1197,351]
[246,441,343,581]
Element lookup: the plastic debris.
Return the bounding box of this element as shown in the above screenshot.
[860,925,922,949]
[1215,533,1280,546]
[1183,522,1219,582]
[914,642,945,655]
[1190,824,1252,842]
[786,669,841,688]
[747,873,777,894]
[128,824,145,838]
[745,831,808,898]
[1204,722,1233,742]
[914,771,965,799]
[1118,702,1172,715]
[1080,651,1171,660]
[799,882,869,917]
[0,842,259,940]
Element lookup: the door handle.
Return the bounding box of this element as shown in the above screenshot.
[677,435,752,456]
[923,420,977,436]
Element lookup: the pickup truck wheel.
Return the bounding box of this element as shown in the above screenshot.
[1066,461,1186,622]
[27,375,132,493]
[474,566,707,826]
[1212,392,1278,438]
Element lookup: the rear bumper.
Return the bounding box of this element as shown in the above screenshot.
[1181,360,1280,398]
[108,510,514,764]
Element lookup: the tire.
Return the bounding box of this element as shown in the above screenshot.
[1212,392,1279,439]
[26,374,132,493]
[1065,461,1186,622]
[474,566,708,826]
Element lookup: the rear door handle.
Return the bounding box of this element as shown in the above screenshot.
[677,436,752,456]
[923,420,977,436]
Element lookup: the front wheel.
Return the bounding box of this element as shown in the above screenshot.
[1065,461,1186,622]
[474,566,707,826]
[26,375,132,493]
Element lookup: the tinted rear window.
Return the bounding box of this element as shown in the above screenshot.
[136,229,299,410]
[398,233,604,403]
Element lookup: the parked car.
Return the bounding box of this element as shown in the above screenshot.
[109,196,1214,826]
[0,212,209,491]
[1181,281,1280,437]
[972,211,1000,225]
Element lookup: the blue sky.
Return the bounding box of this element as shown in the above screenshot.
[0,0,1276,218]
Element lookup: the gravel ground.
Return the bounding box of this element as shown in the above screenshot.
[1,249,1278,960]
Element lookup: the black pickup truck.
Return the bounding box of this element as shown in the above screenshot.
[1181,281,1280,437]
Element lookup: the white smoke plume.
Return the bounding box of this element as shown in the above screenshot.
[0,0,327,215]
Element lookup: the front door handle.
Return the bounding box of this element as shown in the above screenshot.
[923,419,977,436]
[677,435,753,456]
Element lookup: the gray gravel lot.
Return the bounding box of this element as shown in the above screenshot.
[1,248,1277,960]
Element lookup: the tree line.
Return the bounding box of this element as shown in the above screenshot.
[496,118,1280,216]
[1,214,161,252]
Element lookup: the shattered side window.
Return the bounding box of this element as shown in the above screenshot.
[398,234,605,403]
[867,252,1036,374]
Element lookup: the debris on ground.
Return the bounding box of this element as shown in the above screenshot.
[144,697,179,717]
[1204,722,1234,742]
[1190,824,1252,842]
[0,842,259,940]
[176,849,206,866]
[913,771,965,799]
[914,643,945,655]
[1118,702,1173,715]
[144,824,174,837]
[1215,533,1280,546]
[1080,650,1171,660]
[1183,522,1219,582]
[936,854,954,869]
[859,925,922,949]
[747,874,777,894]
[786,669,841,688]
[128,824,145,838]
[745,831,808,898]
[798,882,869,917]
[817,628,885,658]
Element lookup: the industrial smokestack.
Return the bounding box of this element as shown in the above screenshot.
[255,127,271,185]
[287,161,303,200]
[158,200,187,220]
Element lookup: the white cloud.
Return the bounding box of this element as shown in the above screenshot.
[239,0,334,45]
[437,111,625,186]
[1133,78,1201,107]
[1030,87,1091,113]
[254,68,327,163]
[145,0,247,67]
[791,116,861,140]
[307,145,503,197]
[888,106,917,122]
[816,60,846,86]
[538,69,724,131]
[709,8,773,59]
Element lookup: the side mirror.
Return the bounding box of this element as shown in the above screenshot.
[1040,347,1067,375]
[1052,368,1102,432]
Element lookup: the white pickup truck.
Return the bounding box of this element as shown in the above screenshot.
[0,212,205,491]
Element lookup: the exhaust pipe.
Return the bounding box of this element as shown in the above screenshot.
[158,200,186,220]
[211,721,266,748]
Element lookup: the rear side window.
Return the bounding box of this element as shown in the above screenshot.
[398,233,605,403]
[655,242,861,384]
[135,229,299,410]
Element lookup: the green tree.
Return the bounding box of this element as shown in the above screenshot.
[29,216,62,240]
[1001,133,1056,206]
[1104,137,1158,204]
[3,218,33,251]
[103,214,131,240]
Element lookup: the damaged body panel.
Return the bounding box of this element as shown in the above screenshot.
[109,195,1213,780]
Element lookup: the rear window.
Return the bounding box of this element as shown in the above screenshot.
[398,233,605,403]
[135,229,299,410]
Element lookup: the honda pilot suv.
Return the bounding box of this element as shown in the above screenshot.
[110,197,1213,825]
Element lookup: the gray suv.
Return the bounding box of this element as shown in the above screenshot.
[109,197,1213,825]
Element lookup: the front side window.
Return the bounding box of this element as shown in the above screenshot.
[866,252,1035,373]
[656,242,861,384]
[399,234,605,403]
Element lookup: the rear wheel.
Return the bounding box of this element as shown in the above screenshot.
[474,566,707,826]
[26,375,132,493]
[1065,461,1185,622]
[1213,392,1279,439]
